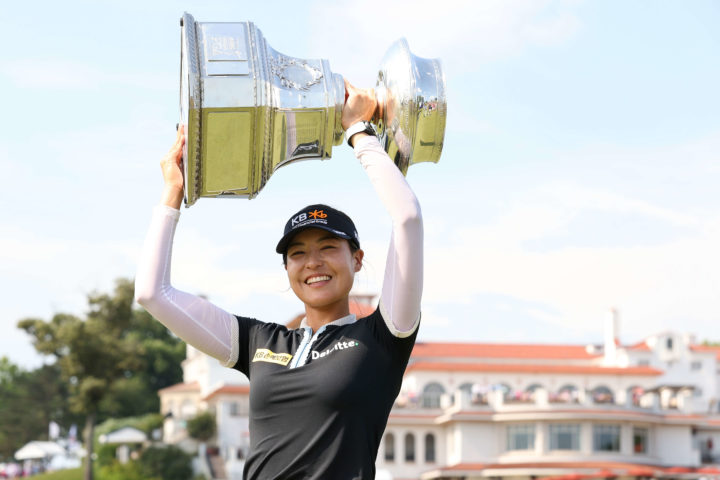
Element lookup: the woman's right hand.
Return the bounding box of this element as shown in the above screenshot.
[160,125,186,209]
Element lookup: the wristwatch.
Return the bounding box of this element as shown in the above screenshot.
[345,121,377,147]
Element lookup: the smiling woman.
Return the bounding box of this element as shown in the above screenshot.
[134,81,424,479]
[284,224,363,323]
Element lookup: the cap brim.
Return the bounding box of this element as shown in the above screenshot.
[276,225,354,254]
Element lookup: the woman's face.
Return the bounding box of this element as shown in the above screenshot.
[285,228,363,311]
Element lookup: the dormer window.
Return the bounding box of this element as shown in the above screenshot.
[666,338,673,350]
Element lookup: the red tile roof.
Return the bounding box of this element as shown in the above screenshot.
[157,381,200,394]
[411,342,600,360]
[406,361,663,376]
[203,385,250,401]
[690,344,720,360]
[627,340,651,351]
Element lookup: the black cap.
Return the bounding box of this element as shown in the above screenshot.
[276,204,360,254]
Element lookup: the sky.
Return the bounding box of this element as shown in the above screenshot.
[1,0,719,369]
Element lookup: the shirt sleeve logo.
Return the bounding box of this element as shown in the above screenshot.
[252,349,293,366]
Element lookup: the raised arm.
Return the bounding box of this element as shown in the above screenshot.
[343,82,423,337]
[134,127,239,366]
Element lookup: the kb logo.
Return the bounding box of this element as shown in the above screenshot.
[291,213,307,226]
[292,209,327,226]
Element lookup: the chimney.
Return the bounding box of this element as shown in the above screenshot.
[603,308,620,366]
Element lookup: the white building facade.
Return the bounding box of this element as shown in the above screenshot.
[159,312,720,479]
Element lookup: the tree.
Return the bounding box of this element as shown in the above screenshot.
[17,278,184,480]
[0,357,30,461]
[0,358,77,461]
[187,411,217,443]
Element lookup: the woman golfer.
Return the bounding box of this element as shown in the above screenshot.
[136,82,423,479]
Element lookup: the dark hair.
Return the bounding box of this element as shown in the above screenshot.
[282,239,360,267]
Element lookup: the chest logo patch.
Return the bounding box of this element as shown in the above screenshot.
[311,340,360,360]
[252,349,293,366]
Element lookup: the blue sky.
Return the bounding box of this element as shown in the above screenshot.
[1,0,719,368]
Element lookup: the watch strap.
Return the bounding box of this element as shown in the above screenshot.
[345,121,376,147]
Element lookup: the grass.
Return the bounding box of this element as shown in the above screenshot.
[30,468,82,480]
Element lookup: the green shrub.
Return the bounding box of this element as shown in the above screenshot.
[98,461,157,480]
[138,445,193,480]
[186,411,216,442]
[95,442,117,468]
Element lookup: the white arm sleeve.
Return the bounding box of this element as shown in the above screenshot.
[134,205,239,367]
[354,135,423,337]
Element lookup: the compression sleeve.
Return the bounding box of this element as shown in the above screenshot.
[134,205,239,366]
[353,136,423,337]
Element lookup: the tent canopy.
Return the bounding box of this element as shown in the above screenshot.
[98,427,147,444]
[15,441,65,460]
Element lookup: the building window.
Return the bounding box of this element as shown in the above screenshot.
[691,360,703,371]
[628,386,644,407]
[555,384,579,403]
[456,382,473,403]
[424,433,436,463]
[591,385,615,404]
[633,427,648,454]
[593,424,621,452]
[637,359,650,367]
[422,383,445,408]
[384,433,395,462]
[666,337,673,350]
[507,424,535,451]
[404,433,415,462]
[228,401,247,416]
[524,384,543,402]
[549,424,580,450]
[180,399,196,419]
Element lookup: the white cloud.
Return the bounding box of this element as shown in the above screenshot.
[541,184,701,229]
[307,0,582,82]
[419,129,720,341]
[425,225,720,336]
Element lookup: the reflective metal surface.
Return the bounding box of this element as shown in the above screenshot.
[374,39,446,175]
[180,13,446,205]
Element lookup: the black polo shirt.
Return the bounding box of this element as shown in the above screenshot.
[232,306,418,480]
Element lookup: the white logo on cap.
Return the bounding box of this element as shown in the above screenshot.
[291,213,307,226]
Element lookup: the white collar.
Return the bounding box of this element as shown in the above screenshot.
[299,313,357,330]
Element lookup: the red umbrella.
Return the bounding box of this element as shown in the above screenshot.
[594,469,618,479]
[626,467,657,477]
[696,467,720,474]
[664,467,693,474]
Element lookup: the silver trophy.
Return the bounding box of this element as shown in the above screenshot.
[180,12,446,206]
